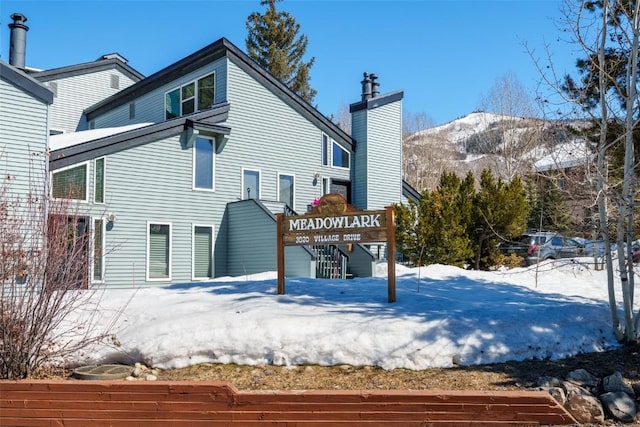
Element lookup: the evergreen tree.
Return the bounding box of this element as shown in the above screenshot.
[470,170,529,269]
[424,172,473,267]
[527,178,572,232]
[394,189,431,267]
[395,170,528,270]
[458,171,476,244]
[246,0,317,103]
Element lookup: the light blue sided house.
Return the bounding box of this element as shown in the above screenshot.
[3,12,413,288]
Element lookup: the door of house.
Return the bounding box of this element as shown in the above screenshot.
[329,179,351,204]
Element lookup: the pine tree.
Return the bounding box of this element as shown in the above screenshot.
[246,0,317,103]
[470,170,529,269]
[526,177,572,232]
[425,172,474,267]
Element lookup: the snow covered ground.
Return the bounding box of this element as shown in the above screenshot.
[66,259,638,371]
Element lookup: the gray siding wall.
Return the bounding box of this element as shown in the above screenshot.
[92,59,228,128]
[80,135,229,287]
[224,59,349,214]
[225,200,314,277]
[73,56,356,286]
[351,101,402,210]
[345,244,375,278]
[366,101,403,209]
[0,77,49,203]
[351,109,367,209]
[45,70,137,133]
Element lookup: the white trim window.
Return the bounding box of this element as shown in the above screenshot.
[241,168,261,200]
[94,157,105,204]
[193,137,215,190]
[192,224,214,280]
[92,217,105,283]
[322,134,329,166]
[165,72,215,119]
[51,161,90,201]
[321,133,350,169]
[277,173,295,210]
[322,177,330,196]
[147,222,172,281]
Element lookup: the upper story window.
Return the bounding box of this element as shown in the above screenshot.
[242,168,261,200]
[322,133,350,169]
[52,163,88,201]
[278,173,295,210]
[165,73,215,120]
[94,158,105,203]
[332,141,350,168]
[193,138,214,190]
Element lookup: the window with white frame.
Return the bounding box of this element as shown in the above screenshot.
[322,177,330,195]
[147,223,171,280]
[321,133,350,169]
[193,138,214,190]
[93,218,105,282]
[193,225,213,279]
[94,157,105,203]
[278,173,295,210]
[322,134,329,166]
[332,141,350,168]
[242,168,260,199]
[165,73,215,119]
[52,163,89,201]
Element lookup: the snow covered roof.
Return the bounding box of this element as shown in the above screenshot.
[534,141,594,172]
[49,123,154,151]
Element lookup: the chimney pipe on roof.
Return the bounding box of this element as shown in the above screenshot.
[361,72,372,101]
[8,13,28,68]
[370,73,380,98]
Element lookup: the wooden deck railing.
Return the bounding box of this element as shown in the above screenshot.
[0,380,577,426]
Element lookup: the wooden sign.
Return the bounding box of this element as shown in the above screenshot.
[277,194,396,303]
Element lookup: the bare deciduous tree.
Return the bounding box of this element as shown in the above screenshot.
[531,0,640,342]
[332,102,351,134]
[0,159,120,379]
[474,73,546,181]
[402,110,434,138]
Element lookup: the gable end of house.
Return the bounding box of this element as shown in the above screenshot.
[31,56,144,84]
[83,38,353,151]
[0,60,53,104]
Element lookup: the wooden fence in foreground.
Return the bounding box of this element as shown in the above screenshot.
[0,380,577,426]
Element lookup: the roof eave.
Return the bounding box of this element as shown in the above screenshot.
[0,60,54,104]
[50,102,230,170]
[84,38,354,150]
[349,90,404,113]
[31,57,144,83]
[85,39,228,121]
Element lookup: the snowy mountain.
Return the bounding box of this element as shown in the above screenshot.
[403,112,590,191]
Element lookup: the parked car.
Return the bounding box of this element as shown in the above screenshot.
[499,231,586,266]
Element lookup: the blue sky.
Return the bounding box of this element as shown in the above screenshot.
[0,0,578,125]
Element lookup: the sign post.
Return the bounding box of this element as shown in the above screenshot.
[386,205,396,303]
[276,213,285,295]
[276,194,397,303]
